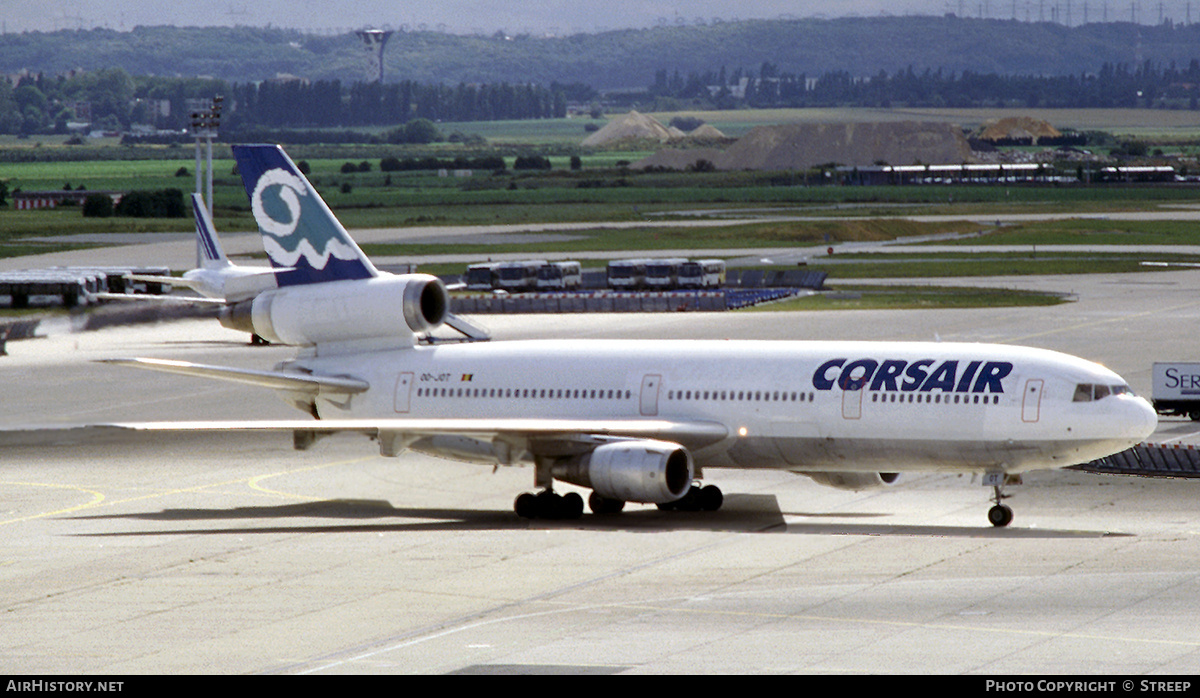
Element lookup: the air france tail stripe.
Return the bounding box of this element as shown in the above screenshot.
[191,194,224,265]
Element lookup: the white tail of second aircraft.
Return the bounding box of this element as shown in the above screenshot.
[192,193,227,270]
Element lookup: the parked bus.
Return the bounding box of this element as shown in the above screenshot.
[465,262,501,291]
[679,259,726,288]
[607,259,649,290]
[495,260,546,291]
[644,258,688,289]
[536,261,582,290]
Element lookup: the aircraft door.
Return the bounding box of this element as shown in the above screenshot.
[640,374,661,416]
[842,385,863,420]
[1021,379,1043,423]
[394,371,414,413]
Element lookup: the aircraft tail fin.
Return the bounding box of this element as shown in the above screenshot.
[231,144,378,287]
[191,193,229,270]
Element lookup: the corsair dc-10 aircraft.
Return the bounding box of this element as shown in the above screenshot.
[107,144,1157,527]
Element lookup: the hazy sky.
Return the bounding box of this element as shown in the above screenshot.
[8,0,1193,34]
[5,1,972,34]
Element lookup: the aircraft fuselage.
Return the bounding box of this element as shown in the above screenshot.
[291,339,1156,476]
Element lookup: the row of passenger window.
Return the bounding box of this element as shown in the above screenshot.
[418,386,633,400]
[667,389,817,402]
[871,392,1001,405]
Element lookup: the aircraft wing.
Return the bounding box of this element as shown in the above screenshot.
[99,358,370,394]
[0,418,730,458]
[111,417,726,445]
[89,357,725,454]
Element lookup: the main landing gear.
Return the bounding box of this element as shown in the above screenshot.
[514,490,584,520]
[513,483,725,520]
[656,484,724,512]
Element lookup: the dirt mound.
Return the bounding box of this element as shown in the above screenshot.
[583,112,731,148]
[636,121,973,171]
[976,116,1062,143]
[582,111,675,147]
[683,123,730,143]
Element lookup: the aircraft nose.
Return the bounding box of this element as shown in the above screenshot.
[1137,395,1156,441]
[1127,395,1158,441]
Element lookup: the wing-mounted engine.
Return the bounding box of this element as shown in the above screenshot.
[551,439,693,504]
[803,471,900,491]
[219,274,448,348]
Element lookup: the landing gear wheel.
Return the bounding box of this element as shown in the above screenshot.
[588,492,626,515]
[514,492,538,519]
[514,490,584,520]
[988,504,1014,528]
[698,485,724,512]
[657,484,724,512]
[560,492,584,519]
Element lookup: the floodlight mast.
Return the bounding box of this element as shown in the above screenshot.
[190,95,222,222]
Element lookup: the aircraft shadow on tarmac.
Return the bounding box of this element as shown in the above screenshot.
[65,494,1126,538]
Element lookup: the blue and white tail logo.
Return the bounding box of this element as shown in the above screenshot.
[232,144,377,287]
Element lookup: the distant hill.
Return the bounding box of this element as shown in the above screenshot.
[3,18,1200,90]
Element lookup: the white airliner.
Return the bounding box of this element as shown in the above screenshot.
[122,192,483,342]
[107,145,1158,528]
[120,193,280,304]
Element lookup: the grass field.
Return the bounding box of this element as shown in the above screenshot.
[4,108,1200,311]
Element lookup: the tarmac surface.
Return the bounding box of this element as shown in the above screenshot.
[3,260,1200,674]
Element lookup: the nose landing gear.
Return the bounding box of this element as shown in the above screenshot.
[984,472,1020,528]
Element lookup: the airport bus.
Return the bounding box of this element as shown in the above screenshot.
[644,258,688,289]
[606,259,649,290]
[465,262,501,291]
[679,259,726,288]
[495,260,546,291]
[536,261,582,290]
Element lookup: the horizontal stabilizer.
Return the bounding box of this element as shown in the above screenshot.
[100,357,369,394]
[90,292,226,305]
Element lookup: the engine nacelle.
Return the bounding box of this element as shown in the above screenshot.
[804,471,901,492]
[220,274,448,346]
[551,440,693,504]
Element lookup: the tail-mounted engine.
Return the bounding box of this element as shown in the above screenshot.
[220,274,448,347]
[551,440,693,504]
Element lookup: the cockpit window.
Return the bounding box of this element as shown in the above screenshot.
[1073,383,1130,402]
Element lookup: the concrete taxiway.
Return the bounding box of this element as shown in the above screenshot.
[2,269,1200,674]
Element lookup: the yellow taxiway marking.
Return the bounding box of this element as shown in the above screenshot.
[0,457,374,526]
[0,482,105,525]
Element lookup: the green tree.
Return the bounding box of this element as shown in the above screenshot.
[82,193,113,218]
[402,118,441,144]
